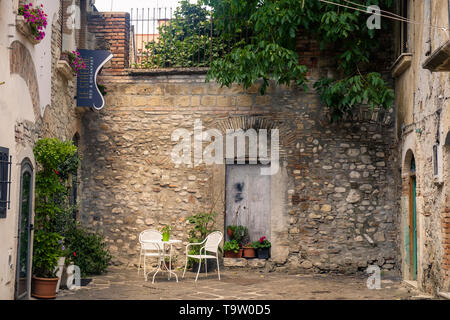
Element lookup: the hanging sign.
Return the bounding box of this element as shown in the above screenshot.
[76,49,113,110]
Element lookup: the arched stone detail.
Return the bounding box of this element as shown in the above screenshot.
[9,40,41,121]
[210,115,296,160]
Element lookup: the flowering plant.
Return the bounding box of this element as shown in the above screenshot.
[97,80,108,96]
[67,50,86,75]
[18,3,48,41]
[255,236,271,249]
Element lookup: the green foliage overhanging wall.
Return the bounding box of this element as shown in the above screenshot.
[138,0,395,121]
[202,0,395,121]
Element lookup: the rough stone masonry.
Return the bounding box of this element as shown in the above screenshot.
[79,72,401,274]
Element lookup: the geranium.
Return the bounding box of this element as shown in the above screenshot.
[256,236,271,249]
[18,3,48,41]
[68,50,86,75]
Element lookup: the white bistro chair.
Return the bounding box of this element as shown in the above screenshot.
[182,231,223,282]
[138,229,164,280]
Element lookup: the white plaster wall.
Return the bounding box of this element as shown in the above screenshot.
[0,0,60,299]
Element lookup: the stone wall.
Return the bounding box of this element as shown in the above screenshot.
[79,72,400,273]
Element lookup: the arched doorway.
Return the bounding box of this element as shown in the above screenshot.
[408,155,417,281]
[14,159,34,300]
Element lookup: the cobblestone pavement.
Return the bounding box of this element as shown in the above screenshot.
[55,266,428,300]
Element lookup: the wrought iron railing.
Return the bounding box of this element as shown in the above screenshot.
[129,6,248,69]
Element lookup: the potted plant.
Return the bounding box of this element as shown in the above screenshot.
[242,241,258,259]
[226,225,236,239]
[161,225,172,242]
[223,240,242,258]
[31,231,64,299]
[255,236,271,259]
[62,50,86,75]
[17,2,48,42]
[186,212,218,272]
[232,226,249,245]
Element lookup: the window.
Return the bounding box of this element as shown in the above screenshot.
[433,144,439,176]
[432,144,443,183]
[400,0,409,53]
[0,147,12,218]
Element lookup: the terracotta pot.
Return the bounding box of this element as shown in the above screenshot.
[243,247,256,258]
[31,276,59,299]
[224,249,243,258]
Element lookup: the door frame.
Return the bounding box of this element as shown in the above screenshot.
[224,163,271,242]
[14,159,34,300]
[408,173,417,280]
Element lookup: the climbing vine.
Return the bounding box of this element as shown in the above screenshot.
[202,0,395,120]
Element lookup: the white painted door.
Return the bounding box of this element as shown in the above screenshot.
[225,164,271,242]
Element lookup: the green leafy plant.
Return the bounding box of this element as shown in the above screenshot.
[223,240,240,253]
[232,225,249,245]
[135,0,224,69]
[32,138,79,278]
[250,241,260,249]
[201,0,394,119]
[32,138,111,278]
[161,225,172,241]
[186,212,217,268]
[254,236,271,249]
[32,230,64,278]
[64,225,112,278]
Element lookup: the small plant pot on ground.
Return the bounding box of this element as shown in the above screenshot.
[191,259,217,273]
[243,247,256,258]
[31,276,59,299]
[224,249,243,259]
[256,248,270,260]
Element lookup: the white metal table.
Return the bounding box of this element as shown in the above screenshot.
[141,239,181,283]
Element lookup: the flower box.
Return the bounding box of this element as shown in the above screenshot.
[57,60,74,81]
[16,15,41,45]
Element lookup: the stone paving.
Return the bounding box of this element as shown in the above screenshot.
[56,266,427,300]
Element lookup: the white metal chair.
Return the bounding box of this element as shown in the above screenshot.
[137,229,163,280]
[182,231,223,282]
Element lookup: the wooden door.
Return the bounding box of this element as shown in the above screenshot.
[225,164,271,242]
[409,175,417,280]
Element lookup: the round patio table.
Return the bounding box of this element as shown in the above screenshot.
[141,239,182,283]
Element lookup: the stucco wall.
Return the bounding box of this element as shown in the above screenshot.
[0,0,82,299]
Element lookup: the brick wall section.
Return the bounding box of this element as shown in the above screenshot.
[87,12,130,74]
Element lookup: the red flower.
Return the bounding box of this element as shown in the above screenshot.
[73,252,77,257]
[54,169,60,175]
[259,236,267,243]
